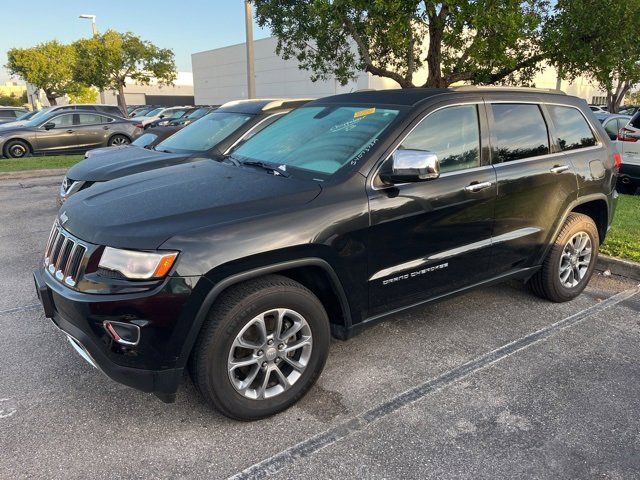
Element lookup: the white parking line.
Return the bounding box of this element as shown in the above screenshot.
[229,285,640,480]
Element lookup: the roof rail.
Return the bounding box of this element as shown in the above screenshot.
[451,86,566,95]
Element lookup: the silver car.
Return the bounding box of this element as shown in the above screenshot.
[0,109,143,158]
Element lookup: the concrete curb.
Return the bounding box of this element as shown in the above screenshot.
[0,168,66,181]
[596,254,640,281]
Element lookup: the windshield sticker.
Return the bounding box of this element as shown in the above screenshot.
[354,107,376,118]
[330,118,363,133]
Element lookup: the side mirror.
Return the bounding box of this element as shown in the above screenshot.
[159,114,165,119]
[43,122,56,130]
[379,149,440,184]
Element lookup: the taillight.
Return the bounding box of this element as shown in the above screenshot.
[613,152,622,170]
[617,127,638,142]
[134,123,143,129]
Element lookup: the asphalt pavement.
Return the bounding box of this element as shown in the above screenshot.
[1,175,639,479]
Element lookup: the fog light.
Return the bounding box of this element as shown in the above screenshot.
[103,321,141,346]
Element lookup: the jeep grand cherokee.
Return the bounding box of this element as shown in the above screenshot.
[34,88,619,420]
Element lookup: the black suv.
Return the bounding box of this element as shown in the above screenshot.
[34,88,618,420]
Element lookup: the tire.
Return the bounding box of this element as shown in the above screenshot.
[108,134,130,146]
[189,274,330,420]
[529,213,599,303]
[3,139,30,158]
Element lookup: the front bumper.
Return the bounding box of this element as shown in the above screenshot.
[33,267,207,402]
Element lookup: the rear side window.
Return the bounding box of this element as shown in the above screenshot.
[490,104,549,162]
[98,106,123,116]
[399,104,480,173]
[547,105,596,151]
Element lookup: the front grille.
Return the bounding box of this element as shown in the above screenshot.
[44,222,88,287]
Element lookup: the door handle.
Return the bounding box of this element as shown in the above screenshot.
[464,181,493,193]
[550,165,569,174]
[66,129,74,134]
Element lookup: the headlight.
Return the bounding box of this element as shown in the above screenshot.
[98,247,179,280]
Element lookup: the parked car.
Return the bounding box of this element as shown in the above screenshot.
[164,106,219,127]
[35,87,617,419]
[0,109,40,129]
[589,105,608,113]
[130,105,161,118]
[618,105,640,116]
[616,111,640,193]
[59,99,309,202]
[145,107,197,128]
[0,106,29,124]
[597,114,631,142]
[83,130,177,160]
[0,109,143,158]
[135,106,193,127]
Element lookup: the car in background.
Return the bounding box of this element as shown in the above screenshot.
[83,129,177,160]
[0,109,143,158]
[616,111,640,194]
[145,107,197,128]
[165,106,219,127]
[59,98,310,202]
[619,105,640,116]
[0,107,29,124]
[0,109,40,129]
[135,106,193,127]
[589,105,608,113]
[129,105,161,118]
[597,114,631,143]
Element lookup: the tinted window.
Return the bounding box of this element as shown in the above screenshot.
[47,114,75,128]
[491,104,549,162]
[99,105,123,116]
[0,110,14,118]
[399,105,480,173]
[547,105,596,151]
[77,113,104,125]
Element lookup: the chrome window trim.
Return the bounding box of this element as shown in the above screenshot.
[223,111,288,155]
[370,101,482,191]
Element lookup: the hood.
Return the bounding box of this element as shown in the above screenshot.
[60,159,322,249]
[0,125,37,136]
[66,147,191,182]
[85,145,132,158]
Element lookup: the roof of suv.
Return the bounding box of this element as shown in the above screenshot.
[318,87,568,107]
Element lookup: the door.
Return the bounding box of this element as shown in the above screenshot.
[619,113,640,165]
[34,113,78,152]
[74,113,111,149]
[367,103,497,315]
[487,102,580,274]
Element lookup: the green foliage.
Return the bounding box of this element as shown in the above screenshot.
[68,85,98,104]
[5,41,78,105]
[600,194,640,263]
[545,0,640,112]
[252,0,550,88]
[0,91,27,107]
[73,30,176,111]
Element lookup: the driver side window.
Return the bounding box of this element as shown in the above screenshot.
[47,114,75,128]
[399,105,481,174]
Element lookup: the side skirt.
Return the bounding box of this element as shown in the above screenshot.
[331,266,541,340]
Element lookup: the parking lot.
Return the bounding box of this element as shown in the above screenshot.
[1,175,639,479]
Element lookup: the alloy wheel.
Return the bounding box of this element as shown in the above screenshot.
[10,144,27,157]
[227,308,313,400]
[111,136,129,146]
[558,231,592,288]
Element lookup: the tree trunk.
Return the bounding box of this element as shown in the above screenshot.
[45,92,57,106]
[117,83,128,115]
[424,11,445,87]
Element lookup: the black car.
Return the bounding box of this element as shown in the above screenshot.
[34,88,618,420]
[0,106,29,124]
[0,109,143,158]
[59,99,309,202]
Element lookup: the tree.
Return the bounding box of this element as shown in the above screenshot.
[252,0,549,88]
[6,41,77,105]
[68,85,98,104]
[0,91,27,107]
[73,30,177,112]
[545,0,640,113]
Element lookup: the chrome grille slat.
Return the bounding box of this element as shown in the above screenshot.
[43,222,90,288]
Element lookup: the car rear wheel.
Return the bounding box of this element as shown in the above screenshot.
[3,140,30,158]
[108,134,130,146]
[189,275,330,420]
[529,213,599,302]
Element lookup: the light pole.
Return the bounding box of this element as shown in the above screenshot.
[78,14,105,105]
[79,14,97,36]
[244,1,256,99]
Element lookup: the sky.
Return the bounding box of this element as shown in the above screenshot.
[0,0,271,82]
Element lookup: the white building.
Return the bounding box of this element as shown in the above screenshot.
[192,36,607,105]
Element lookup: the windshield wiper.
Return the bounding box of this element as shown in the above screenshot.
[240,160,290,177]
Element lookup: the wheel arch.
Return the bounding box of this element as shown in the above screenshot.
[108,133,132,145]
[570,197,609,243]
[179,258,353,367]
[2,137,33,157]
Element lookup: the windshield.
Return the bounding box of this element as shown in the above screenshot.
[155,111,252,153]
[232,105,400,178]
[187,107,210,119]
[16,110,36,120]
[146,108,164,117]
[25,108,52,123]
[164,109,187,119]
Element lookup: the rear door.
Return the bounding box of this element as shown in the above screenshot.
[486,101,580,275]
[74,113,111,149]
[367,101,497,314]
[34,113,78,152]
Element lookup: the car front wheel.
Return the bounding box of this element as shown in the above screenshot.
[189,275,330,420]
[3,139,30,158]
